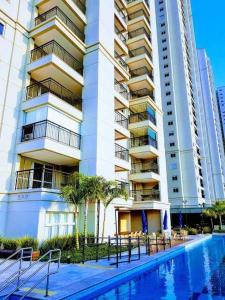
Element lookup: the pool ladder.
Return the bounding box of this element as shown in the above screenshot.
[0,248,61,299]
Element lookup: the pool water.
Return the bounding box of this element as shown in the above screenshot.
[93,236,225,300]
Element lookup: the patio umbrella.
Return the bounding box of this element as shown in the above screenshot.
[163,210,168,230]
[179,211,183,228]
[141,210,148,233]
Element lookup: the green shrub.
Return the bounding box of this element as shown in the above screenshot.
[188,228,198,235]
[19,237,38,250]
[213,229,225,233]
[203,226,212,234]
[2,238,19,250]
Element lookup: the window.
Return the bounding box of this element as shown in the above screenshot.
[164,64,169,68]
[165,82,170,86]
[0,22,4,35]
[165,73,169,77]
[162,39,166,43]
[172,176,178,180]
[167,101,172,105]
[170,142,175,147]
[167,111,172,115]
[162,47,167,51]
[171,153,176,158]
[168,121,173,125]
[169,131,174,136]
[45,212,75,239]
[160,8,164,12]
[166,91,171,96]
[161,23,165,27]
[163,55,168,60]
[173,188,179,193]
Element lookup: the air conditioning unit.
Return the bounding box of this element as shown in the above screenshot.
[24,133,33,141]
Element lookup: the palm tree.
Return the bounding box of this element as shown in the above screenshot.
[101,181,128,241]
[212,201,225,230]
[60,172,83,249]
[203,208,216,230]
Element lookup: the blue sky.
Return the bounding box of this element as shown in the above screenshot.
[191,0,225,87]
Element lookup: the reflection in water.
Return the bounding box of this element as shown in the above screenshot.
[93,237,225,300]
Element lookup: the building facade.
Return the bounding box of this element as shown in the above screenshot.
[0,0,170,241]
[217,86,225,149]
[155,0,225,225]
[197,49,225,202]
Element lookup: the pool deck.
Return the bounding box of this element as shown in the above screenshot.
[0,235,212,300]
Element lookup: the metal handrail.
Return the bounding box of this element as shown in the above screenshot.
[114,79,130,100]
[114,51,128,71]
[115,111,129,129]
[129,110,156,125]
[114,26,127,45]
[0,248,33,293]
[129,135,158,149]
[4,249,61,300]
[115,143,129,161]
[115,2,127,22]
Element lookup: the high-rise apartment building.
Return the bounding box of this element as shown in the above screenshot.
[217,86,225,148]
[0,0,170,240]
[155,0,225,225]
[197,49,225,202]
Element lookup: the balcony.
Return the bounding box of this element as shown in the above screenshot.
[115,2,127,32]
[25,78,82,110]
[116,180,130,195]
[129,111,156,134]
[131,189,160,202]
[127,28,152,52]
[35,7,84,41]
[127,46,153,71]
[129,162,160,183]
[128,8,150,34]
[114,51,129,72]
[35,0,86,15]
[129,111,156,125]
[115,144,130,171]
[28,41,83,94]
[114,80,130,109]
[115,111,130,140]
[114,27,128,55]
[129,135,158,159]
[15,168,71,190]
[17,120,81,165]
[128,67,154,91]
[129,46,152,61]
[127,0,150,12]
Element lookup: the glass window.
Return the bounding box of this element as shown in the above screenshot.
[45,212,75,239]
[0,23,4,35]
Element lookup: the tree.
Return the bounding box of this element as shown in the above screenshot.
[101,181,128,241]
[203,208,216,230]
[60,173,83,249]
[211,201,225,230]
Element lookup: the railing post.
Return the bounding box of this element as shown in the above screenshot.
[148,236,150,255]
[16,249,23,290]
[169,237,172,248]
[116,235,119,268]
[119,236,122,259]
[45,252,51,297]
[138,236,140,260]
[163,237,166,251]
[156,236,159,253]
[82,240,85,264]
[128,236,131,263]
[96,237,99,263]
[107,236,111,261]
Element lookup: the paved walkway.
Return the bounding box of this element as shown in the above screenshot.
[0,235,211,300]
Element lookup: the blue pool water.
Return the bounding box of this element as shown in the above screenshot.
[92,236,225,300]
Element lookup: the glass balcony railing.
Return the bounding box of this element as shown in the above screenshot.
[114,51,129,72]
[129,46,152,61]
[115,111,129,129]
[131,189,160,202]
[114,26,127,45]
[127,0,150,8]
[129,135,158,149]
[116,180,130,195]
[131,162,159,174]
[128,9,149,21]
[30,40,83,75]
[21,120,81,149]
[115,143,129,161]
[72,0,86,14]
[130,88,154,100]
[15,168,72,190]
[35,7,84,41]
[129,111,156,125]
[114,79,130,100]
[128,27,151,42]
[130,66,153,81]
[115,2,127,22]
[26,78,82,111]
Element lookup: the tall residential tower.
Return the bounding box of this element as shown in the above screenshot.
[0,0,170,240]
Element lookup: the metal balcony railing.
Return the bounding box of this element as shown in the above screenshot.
[128,9,149,21]
[131,162,159,174]
[130,88,154,100]
[115,26,127,45]
[115,111,129,129]
[128,27,151,42]
[115,144,129,161]
[26,78,82,111]
[116,180,130,194]
[129,135,158,149]
[72,0,86,13]
[129,46,152,61]
[115,2,127,22]
[15,168,71,190]
[114,79,130,100]
[130,66,153,81]
[30,41,83,75]
[21,120,81,149]
[131,189,160,202]
[114,51,129,71]
[129,111,156,125]
[35,7,84,41]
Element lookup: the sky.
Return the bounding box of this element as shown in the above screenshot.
[191,0,225,88]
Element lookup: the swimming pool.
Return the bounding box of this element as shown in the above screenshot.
[88,236,225,300]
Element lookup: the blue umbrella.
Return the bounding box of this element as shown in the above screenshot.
[163,210,168,230]
[179,211,183,228]
[141,210,148,233]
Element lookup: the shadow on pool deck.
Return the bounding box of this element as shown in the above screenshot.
[0,235,211,300]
